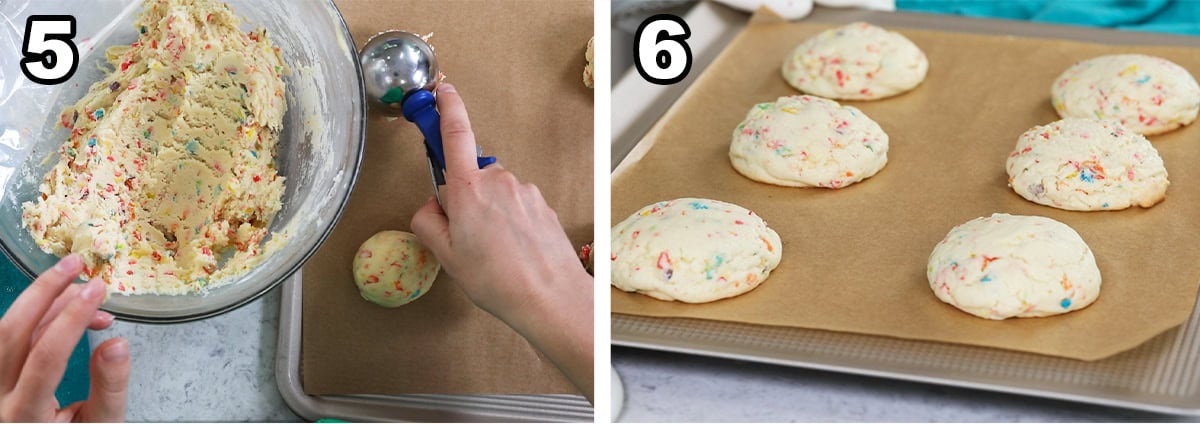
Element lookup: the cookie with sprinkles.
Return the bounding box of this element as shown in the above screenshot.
[782,22,928,100]
[1007,118,1168,211]
[928,213,1102,320]
[611,198,782,303]
[729,95,888,189]
[1052,54,1200,136]
[352,231,440,308]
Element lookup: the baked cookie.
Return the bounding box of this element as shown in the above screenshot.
[1007,119,1168,211]
[352,231,440,307]
[1052,54,1200,135]
[611,198,782,303]
[782,22,928,100]
[927,213,1102,320]
[729,95,888,189]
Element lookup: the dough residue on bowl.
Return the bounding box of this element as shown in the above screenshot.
[20,0,288,295]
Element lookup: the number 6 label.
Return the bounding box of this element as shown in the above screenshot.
[20,16,80,85]
[634,14,692,85]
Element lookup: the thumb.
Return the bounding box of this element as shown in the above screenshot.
[411,196,452,262]
[83,338,130,423]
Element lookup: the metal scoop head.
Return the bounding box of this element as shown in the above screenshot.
[360,31,439,116]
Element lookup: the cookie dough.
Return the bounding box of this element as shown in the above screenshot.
[782,22,928,100]
[1007,119,1169,211]
[579,243,594,275]
[1052,54,1200,135]
[927,213,1102,320]
[352,231,439,307]
[584,37,594,89]
[611,198,782,303]
[729,95,888,189]
[20,0,287,295]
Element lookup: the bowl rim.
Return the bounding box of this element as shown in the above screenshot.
[0,0,367,324]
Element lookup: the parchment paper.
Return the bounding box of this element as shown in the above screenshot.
[302,0,593,395]
[611,10,1200,361]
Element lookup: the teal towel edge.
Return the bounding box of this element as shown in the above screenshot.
[1,256,91,406]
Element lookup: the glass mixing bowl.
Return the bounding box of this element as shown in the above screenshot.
[0,0,365,322]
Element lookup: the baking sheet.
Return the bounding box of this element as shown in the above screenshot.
[302,0,593,395]
[278,274,594,422]
[611,8,1200,361]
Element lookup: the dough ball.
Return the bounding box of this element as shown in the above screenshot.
[584,37,595,89]
[611,198,782,303]
[730,95,888,188]
[782,22,928,100]
[928,213,1101,320]
[1007,118,1168,211]
[352,231,439,307]
[1052,54,1200,135]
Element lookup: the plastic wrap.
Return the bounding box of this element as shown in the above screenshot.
[0,0,365,322]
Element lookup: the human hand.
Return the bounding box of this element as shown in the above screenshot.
[411,83,591,322]
[0,254,130,422]
[411,83,594,401]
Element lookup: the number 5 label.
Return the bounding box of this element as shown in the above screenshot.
[634,14,692,85]
[20,16,80,85]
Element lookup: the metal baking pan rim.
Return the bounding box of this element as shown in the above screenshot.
[276,271,594,422]
[612,327,1199,416]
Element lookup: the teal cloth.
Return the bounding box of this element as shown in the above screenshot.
[897,0,1200,36]
[0,256,91,406]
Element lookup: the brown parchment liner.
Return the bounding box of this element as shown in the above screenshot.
[302,0,593,395]
[611,10,1200,361]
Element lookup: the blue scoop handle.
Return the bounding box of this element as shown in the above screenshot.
[401,90,498,186]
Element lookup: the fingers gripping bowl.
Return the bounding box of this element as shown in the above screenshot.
[0,0,365,322]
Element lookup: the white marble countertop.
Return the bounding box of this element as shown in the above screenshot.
[83,293,1195,423]
[87,289,297,422]
[611,347,1190,422]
